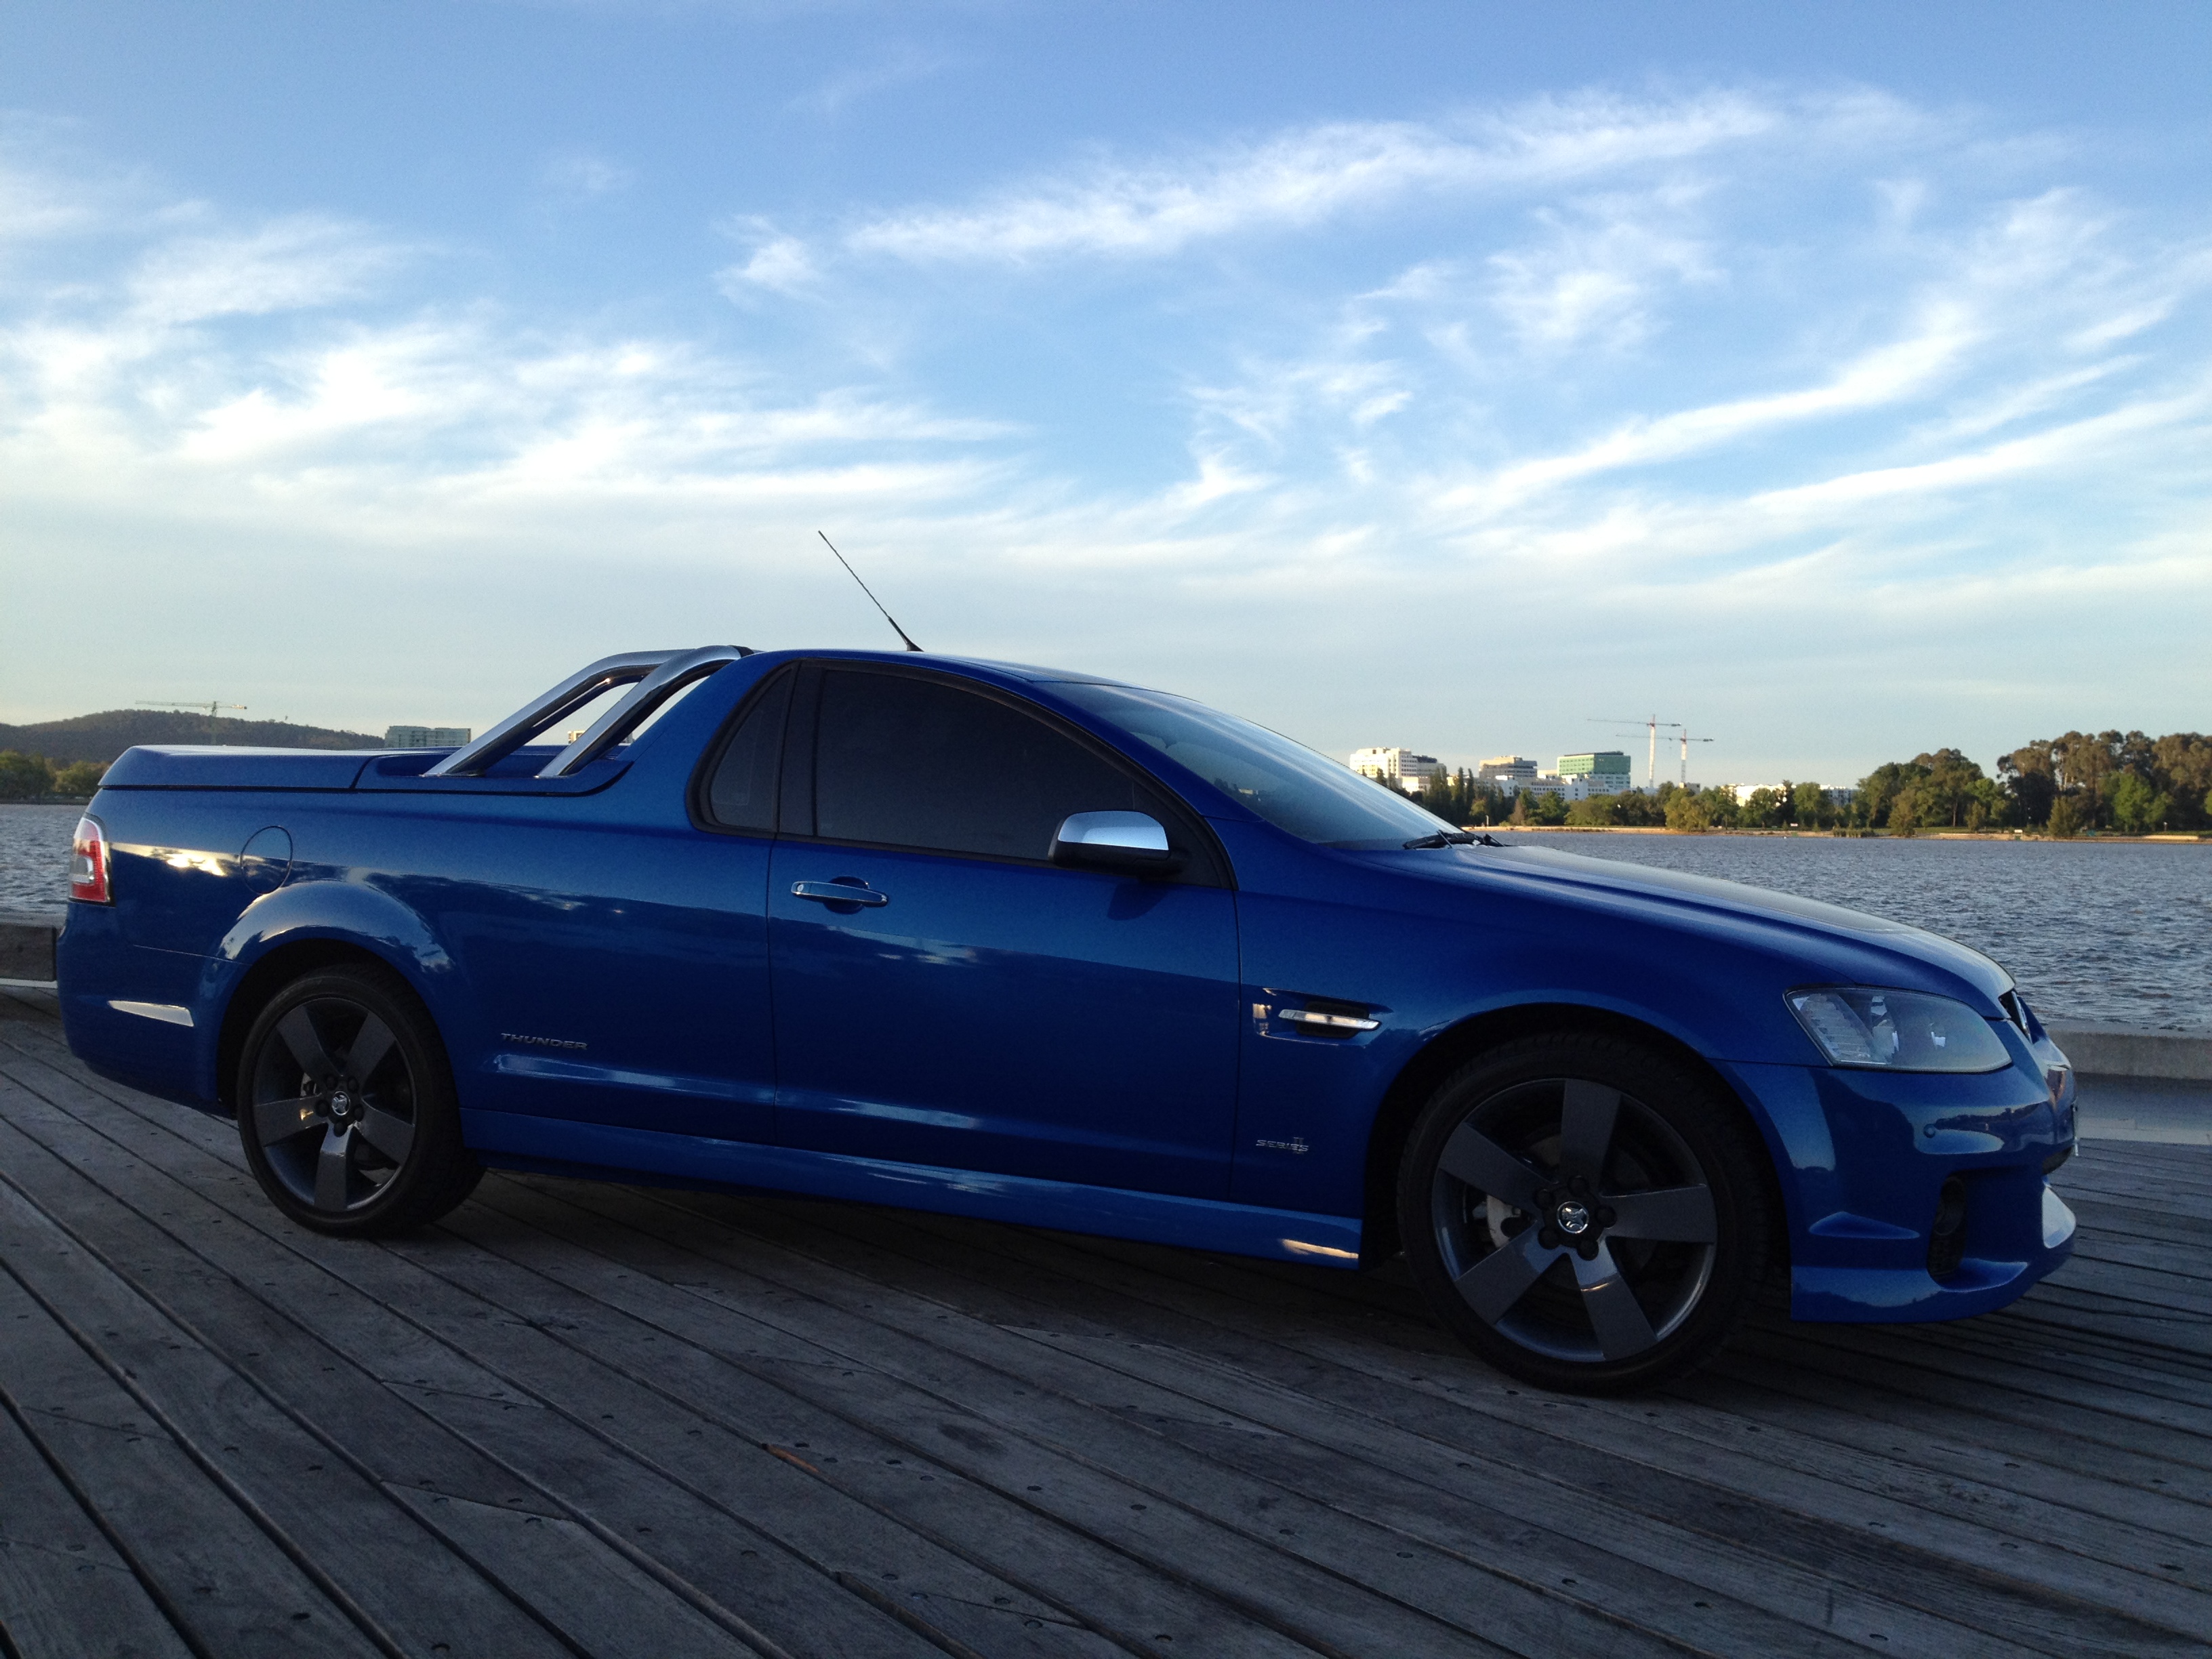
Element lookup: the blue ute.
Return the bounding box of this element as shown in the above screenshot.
[57,647,2078,1392]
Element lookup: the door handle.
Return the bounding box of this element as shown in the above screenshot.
[791,880,889,908]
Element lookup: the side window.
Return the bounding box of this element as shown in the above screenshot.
[703,672,794,832]
[813,670,1156,861]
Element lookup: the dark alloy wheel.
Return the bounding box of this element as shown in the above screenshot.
[237,965,481,1236]
[1398,1031,1772,1394]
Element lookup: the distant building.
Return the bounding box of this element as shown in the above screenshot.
[1477,756,1538,792]
[384,725,472,749]
[1732,783,1784,805]
[1519,774,1570,800]
[1351,747,1441,792]
[1557,752,1632,796]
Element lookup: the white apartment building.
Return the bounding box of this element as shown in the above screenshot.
[384,724,472,749]
[1351,747,1441,791]
[1477,756,1538,790]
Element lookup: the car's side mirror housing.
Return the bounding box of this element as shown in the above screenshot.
[1050,811,1185,876]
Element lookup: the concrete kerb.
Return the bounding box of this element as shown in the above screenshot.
[0,909,62,984]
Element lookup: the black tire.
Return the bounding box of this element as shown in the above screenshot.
[236,964,481,1237]
[1397,1031,1771,1395]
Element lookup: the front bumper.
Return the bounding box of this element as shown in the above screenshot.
[1724,1052,2076,1323]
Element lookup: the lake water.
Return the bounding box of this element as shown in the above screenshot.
[0,804,80,914]
[1521,830,2211,1033]
[5,803,2205,1029]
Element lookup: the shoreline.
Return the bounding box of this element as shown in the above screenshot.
[1467,824,2209,843]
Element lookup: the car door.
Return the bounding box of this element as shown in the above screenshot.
[766,663,1241,1198]
[451,669,792,1144]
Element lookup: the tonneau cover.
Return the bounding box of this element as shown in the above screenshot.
[100,747,378,790]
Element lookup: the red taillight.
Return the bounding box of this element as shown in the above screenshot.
[70,817,111,904]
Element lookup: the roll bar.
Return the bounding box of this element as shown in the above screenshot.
[424,645,752,779]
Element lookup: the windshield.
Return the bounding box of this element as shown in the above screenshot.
[1048,681,1459,848]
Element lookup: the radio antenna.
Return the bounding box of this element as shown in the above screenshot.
[818,531,922,652]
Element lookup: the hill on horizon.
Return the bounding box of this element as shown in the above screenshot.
[0,709,384,765]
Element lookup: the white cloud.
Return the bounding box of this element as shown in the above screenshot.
[718,234,819,297]
[127,218,401,325]
[845,92,1778,264]
[787,45,952,117]
[1486,190,1717,352]
[541,151,635,200]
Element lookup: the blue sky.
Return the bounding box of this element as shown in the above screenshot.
[3,1,2209,786]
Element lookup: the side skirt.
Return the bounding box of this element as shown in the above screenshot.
[461,1109,1364,1269]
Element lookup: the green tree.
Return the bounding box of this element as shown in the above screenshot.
[51,760,106,795]
[1791,781,1830,828]
[1999,741,2057,825]
[1664,790,1713,832]
[0,750,54,800]
[2150,733,2212,831]
[2105,771,2172,834]
[2047,793,2088,838]
[1914,749,1988,828]
[1856,760,1929,829]
[1739,787,1784,829]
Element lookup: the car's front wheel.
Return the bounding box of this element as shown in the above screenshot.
[1397,1031,1772,1394]
[237,964,481,1236]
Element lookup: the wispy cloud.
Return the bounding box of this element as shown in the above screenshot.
[716,218,820,296]
[541,150,635,201]
[787,44,952,117]
[844,92,1779,264]
[126,218,403,325]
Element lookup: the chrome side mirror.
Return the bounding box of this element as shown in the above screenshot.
[1050,811,1183,876]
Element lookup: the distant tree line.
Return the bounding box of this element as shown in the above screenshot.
[0,752,107,801]
[1401,729,2212,836]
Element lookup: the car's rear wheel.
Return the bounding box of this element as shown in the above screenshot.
[237,964,481,1236]
[1397,1031,1771,1394]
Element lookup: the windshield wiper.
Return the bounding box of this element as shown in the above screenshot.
[1402,831,1503,849]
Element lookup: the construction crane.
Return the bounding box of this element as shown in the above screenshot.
[1675,729,1716,788]
[140,700,247,736]
[1590,715,1681,790]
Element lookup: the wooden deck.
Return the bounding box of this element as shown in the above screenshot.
[1,984,2207,1659]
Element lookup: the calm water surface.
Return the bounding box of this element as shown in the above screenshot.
[0,804,77,913]
[1524,831,2211,1033]
[5,804,2205,1028]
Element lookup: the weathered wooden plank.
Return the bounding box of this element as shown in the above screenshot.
[1730,1324,2212,1481]
[0,1353,195,1659]
[0,1063,927,1659]
[453,1182,1792,1659]
[512,1178,2139,1659]
[0,1161,585,1659]
[410,1201,1328,1659]
[614,1184,2212,1656]
[0,1265,385,1659]
[1700,1345,2212,1542]
[1,1032,1540,1659]
[445,1188,1548,1659]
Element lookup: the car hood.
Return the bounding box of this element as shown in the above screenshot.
[1395,842,2015,1005]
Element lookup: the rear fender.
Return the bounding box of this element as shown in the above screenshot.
[201,879,472,1105]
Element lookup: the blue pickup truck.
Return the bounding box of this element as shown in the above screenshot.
[58,645,2078,1392]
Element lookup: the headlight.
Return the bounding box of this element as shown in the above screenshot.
[1786,987,2012,1073]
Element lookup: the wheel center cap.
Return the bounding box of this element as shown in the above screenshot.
[1555,1200,1591,1236]
[330,1090,352,1118]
